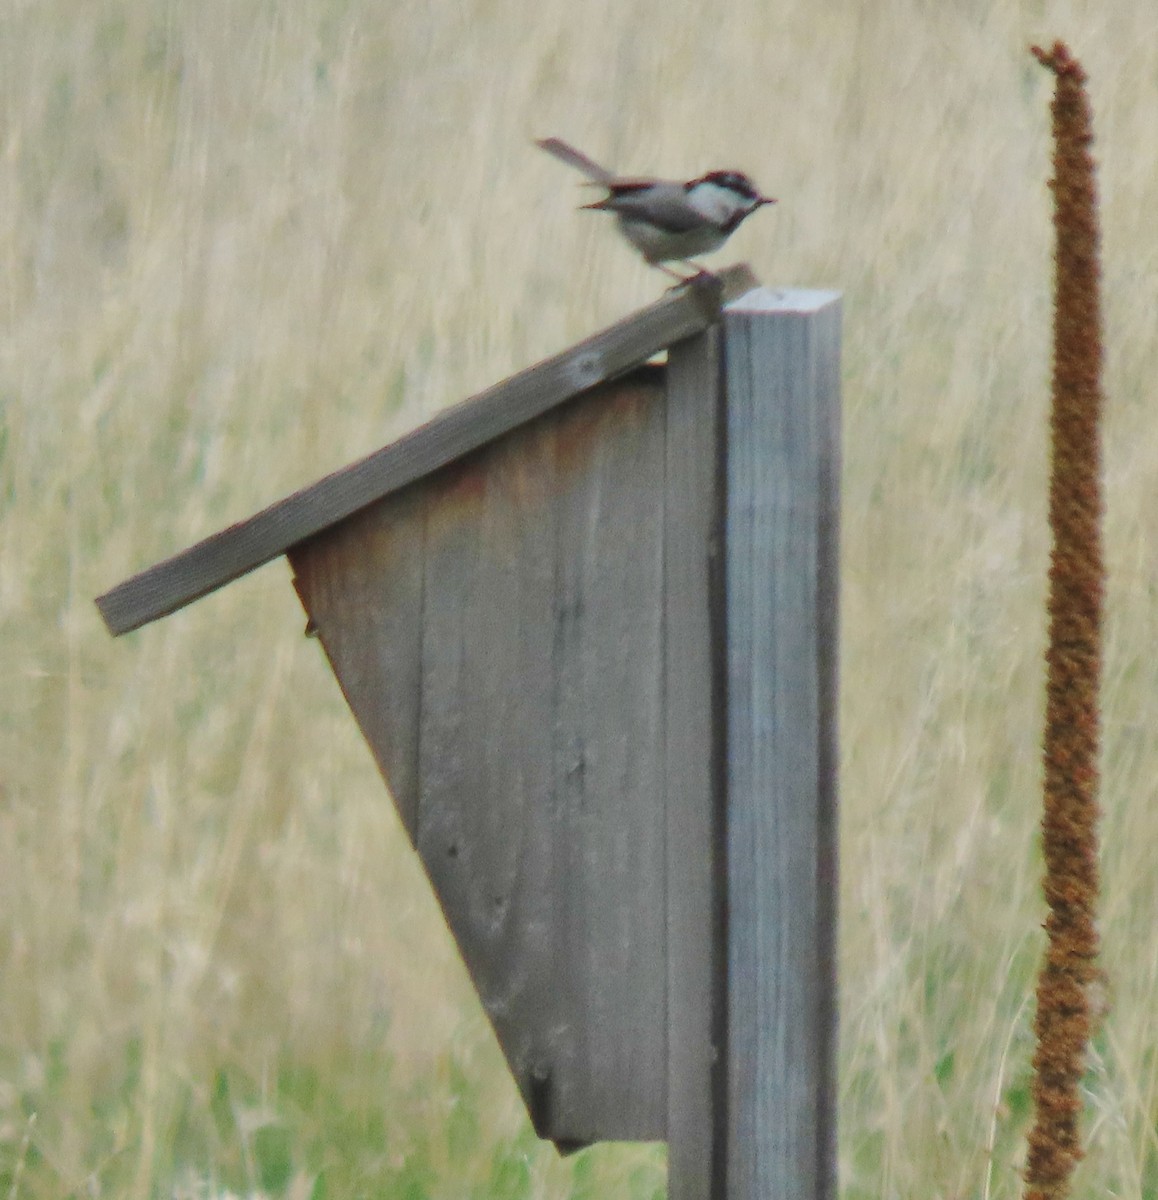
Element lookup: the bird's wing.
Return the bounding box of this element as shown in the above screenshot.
[587,182,711,233]
[536,137,616,183]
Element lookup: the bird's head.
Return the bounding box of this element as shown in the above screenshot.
[688,170,776,231]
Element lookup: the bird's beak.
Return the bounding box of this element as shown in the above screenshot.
[757,195,777,207]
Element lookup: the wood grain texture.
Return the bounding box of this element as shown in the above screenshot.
[547,381,668,1142]
[415,419,563,1129]
[96,265,757,636]
[721,289,841,1200]
[288,374,671,1145]
[288,487,426,838]
[664,329,727,1200]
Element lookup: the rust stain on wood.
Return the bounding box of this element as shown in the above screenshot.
[422,371,664,548]
[554,373,661,476]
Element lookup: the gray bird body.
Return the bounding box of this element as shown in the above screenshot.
[536,137,774,275]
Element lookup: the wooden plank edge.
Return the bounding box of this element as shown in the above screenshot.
[95,264,758,636]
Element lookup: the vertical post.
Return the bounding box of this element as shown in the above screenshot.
[665,327,727,1200]
[722,288,841,1200]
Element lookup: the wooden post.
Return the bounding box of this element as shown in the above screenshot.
[720,288,841,1200]
[665,326,727,1200]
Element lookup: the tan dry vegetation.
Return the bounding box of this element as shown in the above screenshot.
[2,0,1158,1196]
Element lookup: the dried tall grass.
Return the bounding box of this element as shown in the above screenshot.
[2,1,1158,1196]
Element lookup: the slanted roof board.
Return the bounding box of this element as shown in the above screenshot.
[96,265,757,636]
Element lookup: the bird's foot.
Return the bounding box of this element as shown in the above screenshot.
[662,263,720,291]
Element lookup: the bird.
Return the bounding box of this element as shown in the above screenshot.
[536,137,775,281]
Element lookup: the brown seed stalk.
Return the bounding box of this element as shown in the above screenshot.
[1023,40,1105,1200]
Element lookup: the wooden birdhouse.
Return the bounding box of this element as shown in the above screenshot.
[97,266,842,1200]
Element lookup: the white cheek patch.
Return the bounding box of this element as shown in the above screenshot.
[686,181,744,224]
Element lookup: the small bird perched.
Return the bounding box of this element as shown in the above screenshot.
[537,136,775,280]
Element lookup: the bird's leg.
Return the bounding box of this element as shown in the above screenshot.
[661,261,720,291]
[681,261,719,283]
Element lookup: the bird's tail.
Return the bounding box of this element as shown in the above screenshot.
[536,137,616,184]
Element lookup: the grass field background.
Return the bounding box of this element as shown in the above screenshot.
[3,0,1158,1196]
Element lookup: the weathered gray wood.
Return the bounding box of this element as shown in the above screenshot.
[96,265,757,637]
[288,373,671,1146]
[95,257,847,1189]
[416,416,563,1130]
[288,486,426,837]
[721,288,841,1200]
[664,328,727,1200]
[547,380,668,1143]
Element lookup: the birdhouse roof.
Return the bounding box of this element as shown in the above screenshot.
[96,265,757,636]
